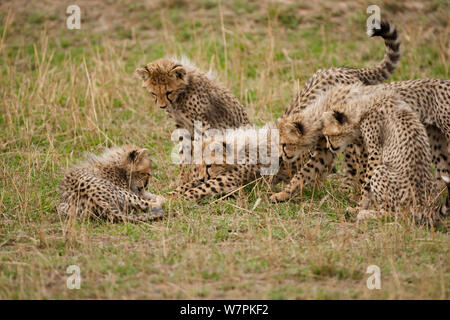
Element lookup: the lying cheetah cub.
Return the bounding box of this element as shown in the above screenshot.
[321,85,443,224]
[58,145,166,222]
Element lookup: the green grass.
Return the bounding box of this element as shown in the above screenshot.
[0,0,449,299]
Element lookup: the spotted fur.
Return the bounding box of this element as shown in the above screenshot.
[58,145,165,222]
[272,79,450,203]
[135,57,251,184]
[321,84,443,224]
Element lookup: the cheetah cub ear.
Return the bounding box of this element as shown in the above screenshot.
[135,66,150,81]
[127,148,149,164]
[127,148,151,173]
[170,65,186,80]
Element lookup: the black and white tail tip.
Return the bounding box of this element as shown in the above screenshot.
[367,20,395,38]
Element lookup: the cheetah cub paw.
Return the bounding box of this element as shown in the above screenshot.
[270,191,292,203]
[141,191,167,206]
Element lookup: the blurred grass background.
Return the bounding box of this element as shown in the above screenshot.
[0,0,448,299]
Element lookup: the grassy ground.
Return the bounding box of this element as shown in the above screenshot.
[0,0,449,299]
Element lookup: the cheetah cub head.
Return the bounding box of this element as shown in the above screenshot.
[277,114,322,162]
[196,135,231,180]
[321,109,358,155]
[124,146,152,196]
[102,145,152,195]
[135,58,187,110]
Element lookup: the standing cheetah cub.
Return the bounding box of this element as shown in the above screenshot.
[58,145,166,222]
[273,78,450,202]
[321,84,444,224]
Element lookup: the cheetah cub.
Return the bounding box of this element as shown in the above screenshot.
[135,57,250,184]
[273,78,450,203]
[135,57,249,133]
[272,20,401,202]
[170,124,280,201]
[58,145,166,222]
[321,84,444,224]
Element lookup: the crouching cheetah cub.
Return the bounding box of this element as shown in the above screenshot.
[271,20,401,202]
[321,84,445,224]
[273,78,450,203]
[58,145,166,222]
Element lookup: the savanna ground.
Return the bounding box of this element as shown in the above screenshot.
[0,0,449,299]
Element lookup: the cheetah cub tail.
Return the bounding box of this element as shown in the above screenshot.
[367,20,401,80]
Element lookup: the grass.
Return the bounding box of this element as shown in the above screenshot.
[0,0,449,299]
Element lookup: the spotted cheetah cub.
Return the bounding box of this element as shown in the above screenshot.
[135,57,249,133]
[321,84,443,224]
[272,20,401,202]
[135,57,250,184]
[170,124,280,201]
[58,145,166,222]
[273,78,450,203]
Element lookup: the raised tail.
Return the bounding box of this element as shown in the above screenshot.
[360,20,401,84]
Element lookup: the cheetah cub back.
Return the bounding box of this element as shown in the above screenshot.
[58,145,166,222]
